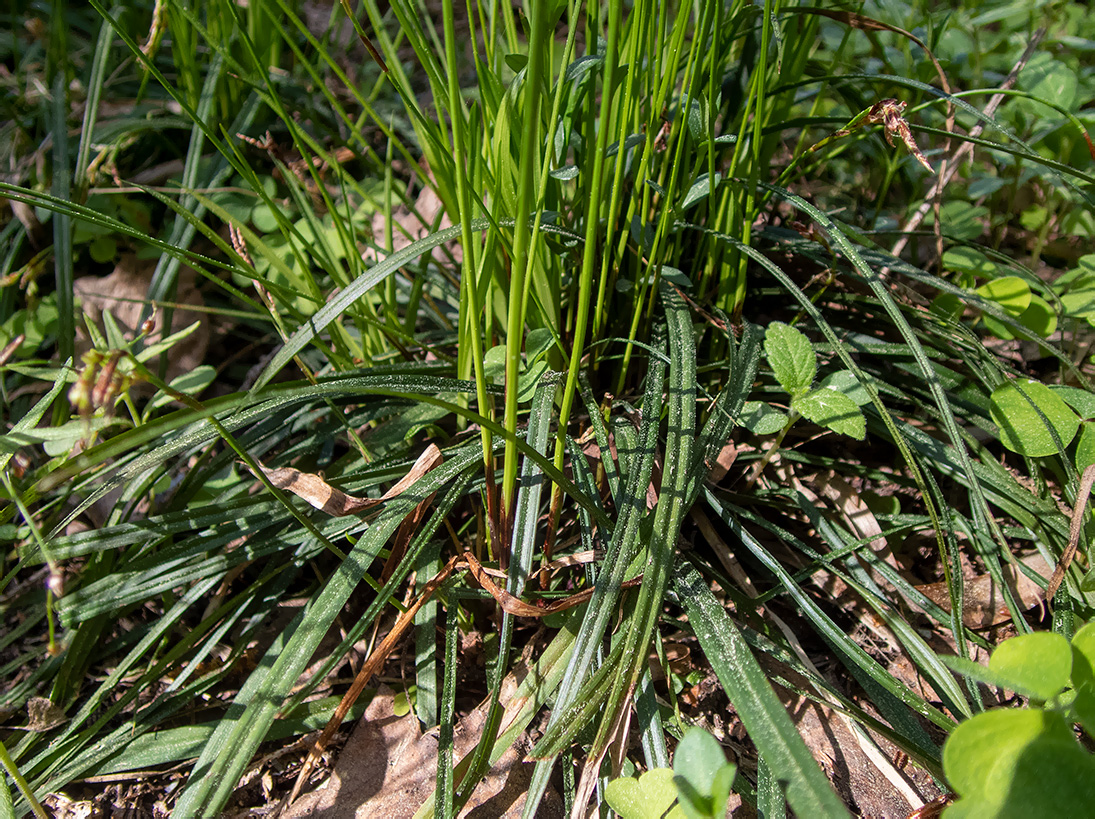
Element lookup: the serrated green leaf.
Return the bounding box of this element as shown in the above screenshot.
[793,388,865,439]
[765,322,815,397]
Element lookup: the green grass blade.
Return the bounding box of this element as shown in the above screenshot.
[508,371,560,596]
[172,449,482,815]
[592,281,697,757]
[673,560,851,818]
[705,489,956,733]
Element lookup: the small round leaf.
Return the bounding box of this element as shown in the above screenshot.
[1076,422,1095,472]
[740,401,788,435]
[1053,386,1095,420]
[988,632,1071,702]
[943,246,996,276]
[605,768,682,819]
[943,708,1072,800]
[976,276,1031,317]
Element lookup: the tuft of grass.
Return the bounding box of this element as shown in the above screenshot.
[2,0,1095,815]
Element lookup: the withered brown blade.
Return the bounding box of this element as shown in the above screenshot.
[256,443,443,517]
[338,0,389,73]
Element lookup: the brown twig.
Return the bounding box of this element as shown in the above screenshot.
[1046,463,1095,602]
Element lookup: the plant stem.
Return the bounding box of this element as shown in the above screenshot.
[442,0,495,537]
[551,0,621,513]
[501,0,548,523]
[0,737,47,818]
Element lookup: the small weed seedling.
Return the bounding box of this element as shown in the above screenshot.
[744,321,868,482]
[605,727,737,819]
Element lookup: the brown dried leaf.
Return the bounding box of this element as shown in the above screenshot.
[814,472,891,558]
[257,444,443,517]
[915,553,1050,628]
[284,685,561,818]
[288,549,641,806]
[706,441,738,484]
[24,696,67,731]
[1046,462,1095,601]
[73,254,208,384]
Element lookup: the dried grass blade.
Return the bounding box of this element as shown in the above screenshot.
[255,444,443,516]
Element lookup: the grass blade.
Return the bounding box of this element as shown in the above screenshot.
[674,560,851,818]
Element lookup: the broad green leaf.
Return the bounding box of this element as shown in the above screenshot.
[605,768,685,819]
[684,93,705,142]
[818,370,872,406]
[990,379,1080,457]
[943,709,1092,817]
[740,401,788,435]
[932,202,989,241]
[680,172,721,211]
[504,52,528,72]
[943,246,996,277]
[1057,261,1095,322]
[930,292,965,322]
[989,632,1072,702]
[765,322,816,397]
[1019,53,1079,112]
[516,360,550,402]
[1070,622,1095,738]
[484,345,507,379]
[1060,289,1095,325]
[976,277,1031,317]
[1053,386,1095,419]
[1075,423,1095,472]
[793,388,866,440]
[1020,205,1049,232]
[525,327,555,364]
[1016,294,1057,338]
[661,265,692,287]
